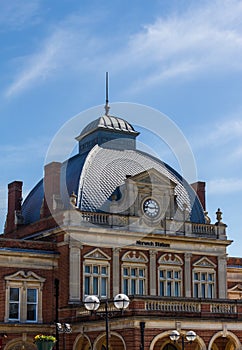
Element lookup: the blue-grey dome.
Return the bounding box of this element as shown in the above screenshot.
[22,116,205,225]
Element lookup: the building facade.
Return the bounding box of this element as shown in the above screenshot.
[1,105,242,350]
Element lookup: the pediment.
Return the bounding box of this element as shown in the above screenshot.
[122,251,148,263]
[84,248,110,261]
[228,284,242,292]
[193,257,216,268]
[158,253,183,266]
[4,270,45,283]
[127,168,176,188]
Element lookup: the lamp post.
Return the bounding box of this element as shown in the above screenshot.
[84,293,130,350]
[169,330,197,350]
[56,323,72,350]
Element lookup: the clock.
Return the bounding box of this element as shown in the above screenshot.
[143,198,160,218]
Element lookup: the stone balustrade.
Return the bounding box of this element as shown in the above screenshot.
[79,211,220,237]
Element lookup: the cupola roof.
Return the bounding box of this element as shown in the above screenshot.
[76,115,139,142]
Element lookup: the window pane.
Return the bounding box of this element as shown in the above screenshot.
[167,281,172,296]
[85,265,91,273]
[160,281,164,296]
[85,276,90,295]
[174,271,179,279]
[201,273,206,281]
[167,271,172,279]
[131,268,136,277]
[9,303,19,320]
[201,283,206,298]
[139,269,144,277]
[194,273,199,281]
[10,288,19,302]
[160,270,164,278]
[175,282,180,296]
[27,304,37,321]
[123,268,128,276]
[194,284,199,298]
[27,289,37,303]
[208,284,213,298]
[101,278,107,297]
[101,266,107,275]
[139,280,144,295]
[208,273,213,281]
[93,266,98,274]
[123,279,128,295]
[93,277,98,295]
[131,279,136,294]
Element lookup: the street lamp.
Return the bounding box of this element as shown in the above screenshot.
[84,294,130,350]
[56,323,72,350]
[169,330,197,350]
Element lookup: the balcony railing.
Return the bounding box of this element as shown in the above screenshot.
[145,300,201,313]
[77,211,219,237]
[76,296,241,321]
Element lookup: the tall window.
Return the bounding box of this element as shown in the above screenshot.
[27,289,38,322]
[123,266,146,295]
[9,287,20,321]
[192,257,216,299]
[193,270,215,298]
[84,264,108,297]
[158,254,183,297]
[83,248,110,298]
[159,268,182,297]
[5,271,44,323]
[121,251,148,296]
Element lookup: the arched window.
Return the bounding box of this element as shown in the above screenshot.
[158,254,183,297]
[121,251,148,295]
[83,249,110,298]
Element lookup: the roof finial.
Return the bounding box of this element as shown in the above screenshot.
[104,72,110,116]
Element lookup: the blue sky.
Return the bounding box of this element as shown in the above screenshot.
[1,0,242,256]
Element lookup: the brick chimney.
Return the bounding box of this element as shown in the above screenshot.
[5,181,23,234]
[191,181,206,211]
[41,162,62,218]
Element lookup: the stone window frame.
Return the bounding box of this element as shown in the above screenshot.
[121,251,148,296]
[5,271,45,323]
[83,248,111,299]
[158,253,183,297]
[192,257,217,299]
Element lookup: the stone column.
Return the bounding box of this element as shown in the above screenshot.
[218,255,227,298]
[184,253,192,297]
[113,248,121,296]
[149,250,157,295]
[69,241,82,301]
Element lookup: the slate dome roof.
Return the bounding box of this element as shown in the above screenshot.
[22,114,205,225]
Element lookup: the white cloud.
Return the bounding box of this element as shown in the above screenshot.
[110,0,242,92]
[190,117,242,152]
[207,178,242,195]
[4,13,102,98]
[5,0,242,97]
[5,28,70,97]
[209,119,242,142]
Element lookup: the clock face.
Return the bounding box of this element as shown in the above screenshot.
[143,198,160,218]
